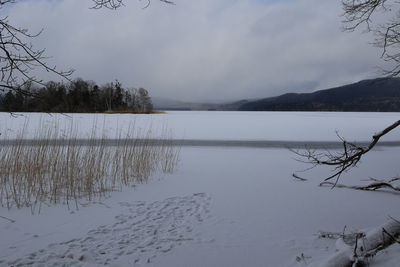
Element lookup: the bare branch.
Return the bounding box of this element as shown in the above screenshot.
[91,0,174,9]
[293,120,400,183]
[341,0,400,75]
[292,173,308,181]
[0,0,176,95]
[91,0,125,9]
[342,0,388,32]
[0,1,73,95]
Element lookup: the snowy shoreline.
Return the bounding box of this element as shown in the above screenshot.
[0,111,399,266]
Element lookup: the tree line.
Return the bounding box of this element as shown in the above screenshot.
[0,79,153,113]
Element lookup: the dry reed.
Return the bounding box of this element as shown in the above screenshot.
[0,121,180,211]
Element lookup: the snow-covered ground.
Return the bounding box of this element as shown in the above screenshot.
[0,111,399,266]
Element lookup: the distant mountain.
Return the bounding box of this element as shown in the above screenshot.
[238,78,400,112]
[153,78,400,112]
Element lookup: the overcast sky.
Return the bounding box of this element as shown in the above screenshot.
[6,0,386,102]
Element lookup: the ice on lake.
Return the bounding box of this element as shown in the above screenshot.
[0,111,399,142]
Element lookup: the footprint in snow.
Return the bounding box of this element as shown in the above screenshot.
[4,193,211,266]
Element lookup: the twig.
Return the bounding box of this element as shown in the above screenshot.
[292,173,307,181]
[0,215,15,223]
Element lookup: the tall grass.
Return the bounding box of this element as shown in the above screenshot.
[0,121,180,211]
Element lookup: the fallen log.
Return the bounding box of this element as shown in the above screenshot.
[321,219,400,267]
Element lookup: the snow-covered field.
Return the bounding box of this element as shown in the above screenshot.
[0,111,399,266]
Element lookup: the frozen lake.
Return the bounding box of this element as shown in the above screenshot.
[0,111,399,266]
[0,111,399,143]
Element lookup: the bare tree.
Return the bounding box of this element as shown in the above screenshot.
[0,0,174,95]
[294,3,400,265]
[342,0,400,76]
[0,0,73,95]
[294,1,400,188]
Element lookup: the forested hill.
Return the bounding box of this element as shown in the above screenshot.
[0,79,154,113]
[238,78,400,112]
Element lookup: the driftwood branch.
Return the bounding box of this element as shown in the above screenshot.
[320,177,400,193]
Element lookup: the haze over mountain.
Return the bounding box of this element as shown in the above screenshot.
[154,78,400,112]
[238,78,400,112]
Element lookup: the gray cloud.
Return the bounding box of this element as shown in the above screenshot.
[7,0,384,102]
